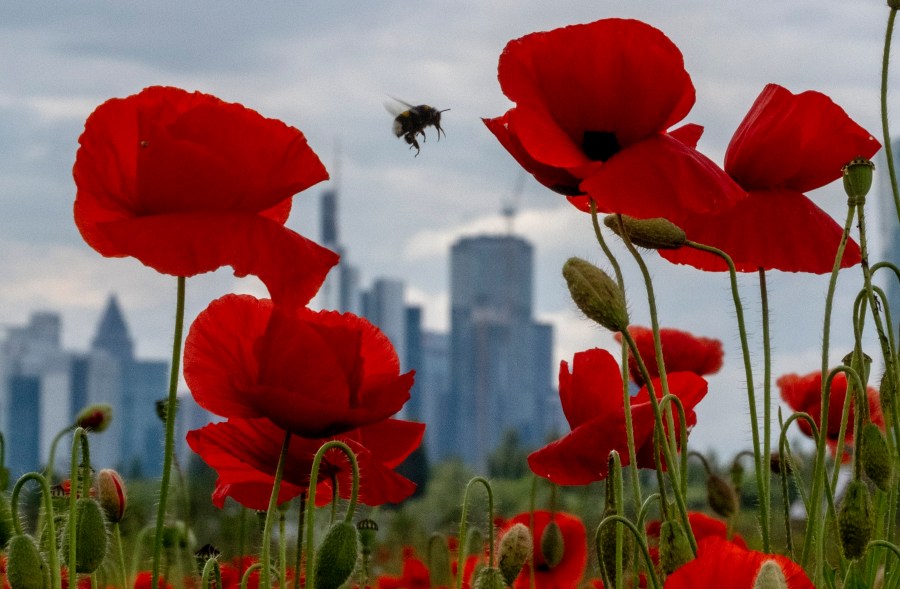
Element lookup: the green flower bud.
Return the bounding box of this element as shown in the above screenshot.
[74,403,112,432]
[860,424,892,492]
[356,518,378,557]
[879,371,894,418]
[707,474,739,519]
[62,498,108,574]
[540,520,565,569]
[473,566,507,589]
[466,527,485,558]
[603,215,686,250]
[97,469,127,523]
[314,522,359,589]
[596,508,632,587]
[498,523,532,586]
[6,534,48,589]
[838,479,873,560]
[658,520,693,575]
[753,560,788,589]
[0,493,13,549]
[562,257,629,333]
[842,157,875,202]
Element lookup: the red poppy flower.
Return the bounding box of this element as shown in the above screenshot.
[378,547,431,589]
[74,86,338,308]
[778,370,884,457]
[662,536,813,588]
[660,84,881,273]
[615,326,724,386]
[502,510,586,589]
[184,294,415,438]
[528,349,707,485]
[484,19,744,223]
[186,416,424,510]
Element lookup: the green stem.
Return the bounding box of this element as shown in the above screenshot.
[759,268,773,551]
[293,493,306,589]
[589,203,642,510]
[45,426,73,484]
[261,431,292,589]
[684,240,767,551]
[115,524,128,589]
[304,440,360,589]
[201,557,222,589]
[241,563,264,589]
[619,331,696,555]
[10,472,61,589]
[151,276,186,589]
[67,428,91,589]
[279,512,287,589]
[882,7,900,225]
[456,476,495,589]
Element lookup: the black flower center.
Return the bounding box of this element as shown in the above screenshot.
[582,131,620,162]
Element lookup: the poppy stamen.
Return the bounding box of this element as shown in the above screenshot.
[582,131,620,162]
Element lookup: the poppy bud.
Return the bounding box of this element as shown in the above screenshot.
[842,157,875,202]
[74,403,112,432]
[769,453,795,476]
[473,566,507,589]
[707,474,738,518]
[603,215,686,250]
[162,521,192,549]
[880,371,894,418]
[428,534,453,587]
[0,493,13,549]
[466,527,485,557]
[155,398,179,422]
[596,508,632,587]
[562,257,629,333]
[356,518,378,557]
[498,523,532,586]
[540,520,565,569]
[838,479,873,560]
[860,424,892,492]
[314,521,359,589]
[6,534,48,589]
[753,560,788,589]
[658,519,693,575]
[62,498,108,574]
[97,469,127,523]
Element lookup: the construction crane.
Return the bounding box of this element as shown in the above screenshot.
[502,170,527,235]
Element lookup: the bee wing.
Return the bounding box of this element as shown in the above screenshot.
[384,96,415,116]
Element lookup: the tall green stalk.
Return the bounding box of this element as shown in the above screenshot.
[882,6,900,225]
[151,276,187,589]
[261,431,293,589]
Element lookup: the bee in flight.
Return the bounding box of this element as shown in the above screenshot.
[385,97,449,156]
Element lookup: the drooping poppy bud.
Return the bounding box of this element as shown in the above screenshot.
[62,497,108,574]
[356,518,378,557]
[768,453,795,476]
[6,534,48,589]
[603,215,687,250]
[753,560,788,589]
[473,566,507,589]
[97,469,127,523]
[498,523,532,586]
[707,474,738,519]
[838,479,873,560]
[540,520,565,569]
[0,493,13,549]
[860,424,892,492]
[596,508,632,587]
[842,157,875,201]
[562,257,629,333]
[74,403,112,432]
[658,519,693,575]
[314,521,359,589]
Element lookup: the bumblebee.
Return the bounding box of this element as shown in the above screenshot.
[385,98,449,156]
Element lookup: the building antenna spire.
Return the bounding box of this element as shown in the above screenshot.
[502,170,526,235]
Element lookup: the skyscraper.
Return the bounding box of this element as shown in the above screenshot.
[315,188,360,314]
[448,235,554,472]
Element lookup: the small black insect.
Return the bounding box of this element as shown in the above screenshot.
[385,97,449,156]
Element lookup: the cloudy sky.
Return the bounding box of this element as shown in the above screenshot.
[1,1,897,457]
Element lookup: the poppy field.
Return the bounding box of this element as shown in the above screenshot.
[3,9,900,589]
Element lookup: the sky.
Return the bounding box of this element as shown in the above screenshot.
[1,0,897,458]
